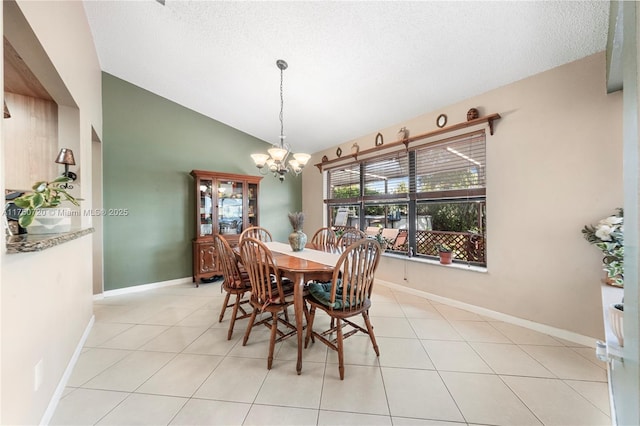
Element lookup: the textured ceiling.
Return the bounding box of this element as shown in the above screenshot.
[83,0,609,154]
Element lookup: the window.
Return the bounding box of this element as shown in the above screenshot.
[414,132,486,197]
[328,164,360,200]
[325,130,486,265]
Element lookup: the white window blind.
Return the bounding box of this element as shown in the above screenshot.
[328,164,360,199]
[363,154,409,196]
[414,131,486,194]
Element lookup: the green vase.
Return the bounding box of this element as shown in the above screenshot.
[288,230,307,252]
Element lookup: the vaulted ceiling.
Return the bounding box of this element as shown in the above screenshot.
[83,1,609,154]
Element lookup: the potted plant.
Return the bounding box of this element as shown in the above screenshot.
[13,177,80,234]
[582,209,624,346]
[436,243,453,264]
[366,226,391,251]
[582,208,624,287]
[371,232,392,251]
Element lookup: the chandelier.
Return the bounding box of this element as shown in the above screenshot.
[251,59,310,182]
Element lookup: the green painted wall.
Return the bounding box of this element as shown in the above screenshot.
[102,73,302,291]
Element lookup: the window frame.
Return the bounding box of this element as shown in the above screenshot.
[325,130,486,265]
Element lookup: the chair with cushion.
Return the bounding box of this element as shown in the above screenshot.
[336,227,367,251]
[311,227,337,250]
[239,237,302,369]
[240,226,273,243]
[214,234,252,340]
[304,238,382,379]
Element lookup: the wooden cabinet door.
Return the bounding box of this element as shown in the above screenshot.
[193,241,218,285]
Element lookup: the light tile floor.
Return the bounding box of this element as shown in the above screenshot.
[51,281,611,426]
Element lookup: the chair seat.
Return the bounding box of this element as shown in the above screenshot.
[224,272,252,291]
[307,280,365,310]
[255,279,306,305]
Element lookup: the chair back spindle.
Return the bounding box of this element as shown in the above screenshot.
[336,228,367,251]
[311,227,337,250]
[240,226,273,243]
[214,234,244,289]
[331,238,381,310]
[239,237,285,307]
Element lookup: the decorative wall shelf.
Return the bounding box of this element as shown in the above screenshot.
[315,113,501,172]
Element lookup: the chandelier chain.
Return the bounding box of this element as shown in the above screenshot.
[280,66,285,146]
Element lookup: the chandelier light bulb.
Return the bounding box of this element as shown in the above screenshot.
[250,153,269,168]
[293,153,311,166]
[268,146,288,162]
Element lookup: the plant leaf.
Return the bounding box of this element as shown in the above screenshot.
[31,193,44,208]
[13,197,31,208]
[18,209,36,227]
[32,181,47,192]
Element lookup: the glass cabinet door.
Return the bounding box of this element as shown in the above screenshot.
[217,180,244,235]
[248,183,258,227]
[198,179,214,237]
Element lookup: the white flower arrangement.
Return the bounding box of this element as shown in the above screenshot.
[582,208,623,287]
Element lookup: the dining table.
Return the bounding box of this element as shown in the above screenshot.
[237,241,342,374]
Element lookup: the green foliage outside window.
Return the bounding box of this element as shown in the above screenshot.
[417,202,481,233]
[395,181,408,194]
[332,185,360,198]
[418,169,481,192]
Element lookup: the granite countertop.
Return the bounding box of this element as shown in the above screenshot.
[6,228,94,253]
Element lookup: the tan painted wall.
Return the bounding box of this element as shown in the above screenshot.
[1,239,94,424]
[302,52,622,339]
[1,1,101,424]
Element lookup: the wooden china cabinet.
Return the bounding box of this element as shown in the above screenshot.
[190,170,262,285]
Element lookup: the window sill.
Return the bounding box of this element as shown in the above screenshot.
[6,227,94,253]
[383,251,488,273]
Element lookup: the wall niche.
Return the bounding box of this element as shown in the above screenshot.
[4,36,59,190]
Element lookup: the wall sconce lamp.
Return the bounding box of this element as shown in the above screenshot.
[55,148,77,181]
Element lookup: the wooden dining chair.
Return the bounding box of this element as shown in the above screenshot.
[213,234,253,340]
[304,238,382,379]
[240,226,272,242]
[336,227,367,251]
[311,227,337,250]
[239,237,302,370]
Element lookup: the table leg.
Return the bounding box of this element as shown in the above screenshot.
[294,271,305,375]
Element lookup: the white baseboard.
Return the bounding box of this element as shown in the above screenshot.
[93,276,194,300]
[92,276,595,347]
[40,315,95,426]
[376,279,596,348]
